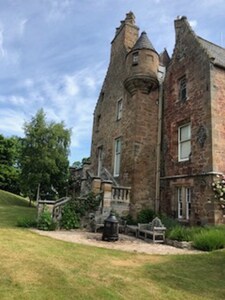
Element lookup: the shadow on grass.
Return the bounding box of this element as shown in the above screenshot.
[144,251,225,299]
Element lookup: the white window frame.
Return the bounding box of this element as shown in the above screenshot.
[116,99,123,120]
[114,138,121,177]
[177,187,183,219]
[178,124,191,162]
[177,187,192,220]
[186,187,191,220]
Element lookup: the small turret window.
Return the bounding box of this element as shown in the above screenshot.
[179,76,187,101]
[132,52,139,65]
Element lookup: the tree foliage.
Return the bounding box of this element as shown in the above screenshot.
[20,109,71,200]
[0,134,21,194]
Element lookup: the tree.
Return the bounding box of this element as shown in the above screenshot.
[0,134,21,194]
[20,109,71,202]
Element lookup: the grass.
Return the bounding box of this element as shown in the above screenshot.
[1,189,225,299]
[0,190,37,227]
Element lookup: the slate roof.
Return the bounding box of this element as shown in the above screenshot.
[198,36,225,68]
[132,31,156,52]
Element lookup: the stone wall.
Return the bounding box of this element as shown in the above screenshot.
[211,65,225,174]
[161,17,215,224]
[90,13,139,178]
[90,13,160,216]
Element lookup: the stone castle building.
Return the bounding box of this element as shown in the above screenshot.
[87,12,225,225]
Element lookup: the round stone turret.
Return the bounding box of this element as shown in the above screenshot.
[124,31,159,95]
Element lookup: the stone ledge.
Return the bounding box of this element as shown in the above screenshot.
[165,239,193,250]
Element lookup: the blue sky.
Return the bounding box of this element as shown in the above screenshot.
[0,0,225,165]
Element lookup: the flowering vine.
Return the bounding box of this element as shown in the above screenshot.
[212,174,225,209]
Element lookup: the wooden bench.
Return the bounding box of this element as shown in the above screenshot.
[125,225,139,237]
[94,223,104,233]
[138,217,166,243]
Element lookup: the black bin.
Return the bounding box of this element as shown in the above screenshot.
[102,212,119,241]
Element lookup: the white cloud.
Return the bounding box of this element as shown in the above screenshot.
[0,109,25,135]
[189,20,198,29]
[47,0,73,21]
[23,78,33,88]
[0,65,104,151]
[0,28,6,58]
[64,75,80,96]
[19,19,28,36]
[84,77,96,89]
[159,15,170,25]
[201,0,225,8]
[0,95,26,105]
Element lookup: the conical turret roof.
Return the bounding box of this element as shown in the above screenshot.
[132,31,156,52]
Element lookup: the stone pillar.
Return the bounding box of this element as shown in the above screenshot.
[82,162,91,178]
[101,180,113,219]
[91,177,101,195]
[101,180,113,208]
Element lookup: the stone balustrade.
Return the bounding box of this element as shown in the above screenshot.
[38,197,71,221]
[112,186,131,203]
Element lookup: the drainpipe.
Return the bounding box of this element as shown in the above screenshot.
[155,66,165,213]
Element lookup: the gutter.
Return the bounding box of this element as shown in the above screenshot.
[155,66,165,213]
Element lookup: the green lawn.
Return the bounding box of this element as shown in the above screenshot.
[0,190,37,227]
[0,189,225,300]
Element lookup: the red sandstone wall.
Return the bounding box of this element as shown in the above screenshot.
[161,18,214,224]
[91,15,159,214]
[91,17,139,178]
[211,66,225,174]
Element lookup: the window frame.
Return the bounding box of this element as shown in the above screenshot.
[116,99,123,121]
[114,138,121,177]
[177,187,183,219]
[179,76,187,102]
[177,186,192,220]
[185,187,191,220]
[178,123,191,162]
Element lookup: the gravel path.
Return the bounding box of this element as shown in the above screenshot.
[32,229,201,255]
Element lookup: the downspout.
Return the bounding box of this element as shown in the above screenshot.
[155,66,166,213]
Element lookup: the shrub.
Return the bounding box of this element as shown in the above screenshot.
[159,215,180,230]
[17,217,37,228]
[167,226,202,242]
[83,192,102,212]
[137,208,155,224]
[193,229,225,251]
[37,205,57,231]
[168,226,187,241]
[121,214,137,225]
[71,192,102,218]
[60,202,80,230]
